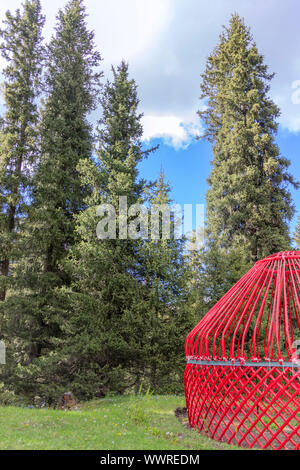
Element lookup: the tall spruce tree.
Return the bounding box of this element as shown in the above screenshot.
[2,0,102,401]
[199,14,298,263]
[35,0,102,274]
[294,217,300,249]
[0,0,44,302]
[42,61,158,400]
[136,171,192,393]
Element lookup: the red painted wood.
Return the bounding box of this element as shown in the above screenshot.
[184,251,300,450]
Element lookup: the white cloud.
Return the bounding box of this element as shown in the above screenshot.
[87,0,173,67]
[142,114,203,149]
[291,81,300,105]
[133,0,300,140]
[1,0,300,143]
[272,81,300,132]
[282,80,300,132]
[280,112,300,133]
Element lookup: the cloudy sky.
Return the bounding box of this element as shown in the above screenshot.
[1,0,300,234]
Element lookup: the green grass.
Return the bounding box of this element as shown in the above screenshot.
[0,394,239,450]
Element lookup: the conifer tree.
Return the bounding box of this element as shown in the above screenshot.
[199,14,297,263]
[18,61,156,401]
[63,62,156,399]
[35,0,102,273]
[2,0,102,400]
[137,171,192,393]
[0,0,44,301]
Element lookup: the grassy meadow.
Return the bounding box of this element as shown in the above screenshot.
[0,394,238,450]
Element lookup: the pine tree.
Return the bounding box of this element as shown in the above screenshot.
[0,0,45,301]
[199,14,298,263]
[2,0,102,401]
[64,61,157,399]
[35,0,102,273]
[137,170,192,393]
[18,61,157,401]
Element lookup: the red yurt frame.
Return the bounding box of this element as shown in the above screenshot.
[184,251,300,450]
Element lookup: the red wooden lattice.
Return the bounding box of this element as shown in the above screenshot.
[184,251,300,450]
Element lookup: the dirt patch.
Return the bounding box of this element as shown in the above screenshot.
[174,407,229,449]
[175,407,191,429]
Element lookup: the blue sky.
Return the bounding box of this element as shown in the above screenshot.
[0,0,300,235]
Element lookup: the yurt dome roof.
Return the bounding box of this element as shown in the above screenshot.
[185,251,300,363]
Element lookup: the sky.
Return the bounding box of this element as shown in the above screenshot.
[0,0,300,235]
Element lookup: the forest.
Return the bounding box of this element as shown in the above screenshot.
[0,0,298,406]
